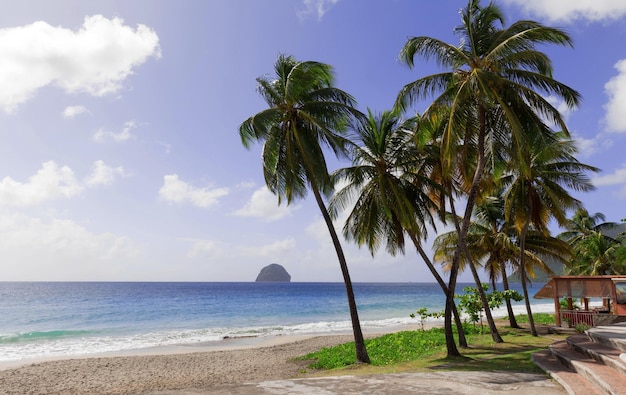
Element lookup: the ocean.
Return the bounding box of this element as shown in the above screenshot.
[0,282,551,364]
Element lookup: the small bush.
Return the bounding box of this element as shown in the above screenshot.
[575,323,590,333]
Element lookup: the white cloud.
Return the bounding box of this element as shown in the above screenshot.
[187,237,295,261]
[156,141,172,155]
[62,105,88,119]
[0,213,140,280]
[187,239,221,258]
[159,174,229,208]
[574,133,613,158]
[593,163,626,198]
[239,238,296,257]
[0,161,83,206]
[503,0,626,23]
[93,120,139,143]
[0,15,160,113]
[0,160,127,207]
[298,0,340,20]
[604,59,626,133]
[234,187,298,221]
[593,163,626,187]
[85,160,127,187]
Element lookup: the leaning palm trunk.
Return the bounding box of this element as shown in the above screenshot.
[409,233,467,348]
[459,107,502,343]
[502,265,519,328]
[463,244,503,342]
[311,186,370,363]
[443,115,499,352]
[519,219,537,336]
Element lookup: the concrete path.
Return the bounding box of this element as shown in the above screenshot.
[150,371,566,394]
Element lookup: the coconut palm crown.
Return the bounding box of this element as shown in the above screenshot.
[239,54,370,363]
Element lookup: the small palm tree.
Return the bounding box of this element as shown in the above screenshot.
[239,54,370,363]
[503,132,597,335]
[560,209,617,245]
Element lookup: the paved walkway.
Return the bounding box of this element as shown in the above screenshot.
[150,371,566,394]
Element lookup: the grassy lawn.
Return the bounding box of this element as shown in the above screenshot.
[297,314,565,377]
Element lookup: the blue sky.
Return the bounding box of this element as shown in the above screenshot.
[1,0,625,282]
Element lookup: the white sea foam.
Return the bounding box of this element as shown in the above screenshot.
[0,302,558,363]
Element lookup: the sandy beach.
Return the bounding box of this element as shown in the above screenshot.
[0,334,357,394]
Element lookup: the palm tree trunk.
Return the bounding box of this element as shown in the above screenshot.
[409,233,467,348]
[502,265,519,328]
[444,267,461,357]
[519,218,537,336]
[464,246,503,343]
[311,185,371,363]
[444,105,492,353]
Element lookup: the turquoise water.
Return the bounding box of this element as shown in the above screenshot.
[0,282,549,363]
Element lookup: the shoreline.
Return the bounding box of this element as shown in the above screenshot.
[0,331,396,394]
[0,302,558,371]
[0,323,423,372]
[0,312,556,394]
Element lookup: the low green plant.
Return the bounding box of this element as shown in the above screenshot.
[298,327,555,372]
[559,298,579,310]
[410,307,444,330]
[300,328,450,369]
[575,323,590,333]
[456,284,523,333]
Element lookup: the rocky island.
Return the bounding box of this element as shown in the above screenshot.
[255,263,291,282]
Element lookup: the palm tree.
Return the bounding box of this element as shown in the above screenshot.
[503,132,597,335]
[239,54,370,363]
[433,194,572,330]
[560,209,617,245]
[395,0,580,355]
[559,209,624,275]
[568,231,625,275]
[330,109,468,347]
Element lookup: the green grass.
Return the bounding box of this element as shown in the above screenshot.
[511,313,555,325]
[300,328,456,369]
[298,320,563,374]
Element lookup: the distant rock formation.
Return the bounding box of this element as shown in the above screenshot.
[255,264,291,282]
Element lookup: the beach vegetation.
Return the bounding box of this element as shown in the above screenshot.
[506,313,555,325]
[410,307,444,331]
[559,209,626,275]
[300,328,452,369]
[239,54,371,363]
[455,284,523,334]
[575,323,590,333]
[299,324,558,372]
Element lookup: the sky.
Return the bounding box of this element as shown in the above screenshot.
[1,0,626,282]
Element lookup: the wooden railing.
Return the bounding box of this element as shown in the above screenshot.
[560,310,596,327]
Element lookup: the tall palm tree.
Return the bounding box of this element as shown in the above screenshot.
[503,132,597,336]
[395,0,580,355]
[239,54,370,363]
[330,109,468,347]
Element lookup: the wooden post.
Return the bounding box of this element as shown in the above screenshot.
[554,279,561,327]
